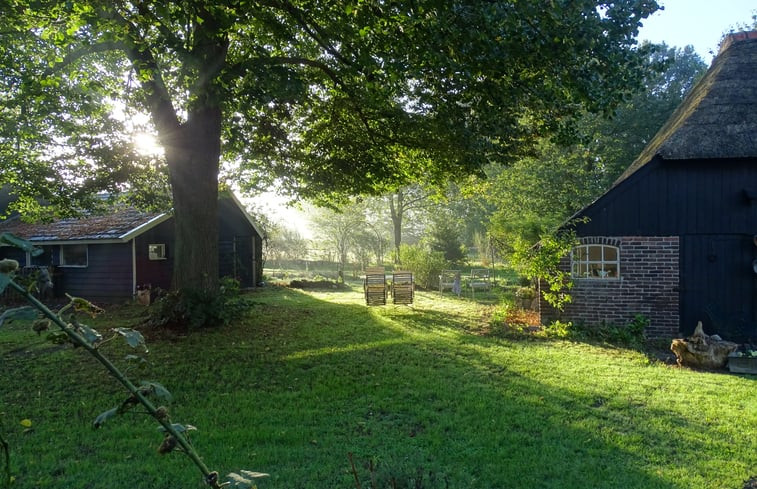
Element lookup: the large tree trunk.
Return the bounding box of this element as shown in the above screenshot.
[164,106,222,292]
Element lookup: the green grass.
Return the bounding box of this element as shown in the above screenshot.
[1,284,755,489]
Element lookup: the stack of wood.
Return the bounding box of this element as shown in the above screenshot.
[670,321,739,369]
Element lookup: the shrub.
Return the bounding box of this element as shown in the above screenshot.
[399,244,448,289]
[146,277,251,331]
[544,314,648,348]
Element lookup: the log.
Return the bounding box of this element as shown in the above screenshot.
[670,321,739,369]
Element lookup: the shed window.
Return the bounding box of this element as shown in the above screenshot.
[148,243,166,260]
[60,244,88,267]
[571,244,619,279]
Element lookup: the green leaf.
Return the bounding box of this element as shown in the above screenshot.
[0,273,10,295]
[0,307,38,328]
[0,233,42,256]
[141,381,172,402]
[114,328,146,350]
[240,470,269,480]
[0,258,19,274]
[226,470,269,488]
[157,423,197,434]
[76,323,102,345]
[93,407,119,428]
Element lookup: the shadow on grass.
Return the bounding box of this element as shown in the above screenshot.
[213,287,705,488]
[3,285,753,489]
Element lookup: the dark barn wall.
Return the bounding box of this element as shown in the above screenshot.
[576,158,757,236]
[59,243,133,301]
[135,220,174,291]
[217,197,262,287]
[564,157,757,340]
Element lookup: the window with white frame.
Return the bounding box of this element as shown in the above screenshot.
[148,243,166,260]
[60,244,88,267]
[571,244,619,279]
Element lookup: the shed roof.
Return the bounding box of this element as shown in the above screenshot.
[0,192,263,245]
[613,31,757,186]
[0,208,166,243]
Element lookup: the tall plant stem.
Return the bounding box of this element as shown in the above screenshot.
[8,281,221,488]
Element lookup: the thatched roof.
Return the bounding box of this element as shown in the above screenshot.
[614,31,757,186]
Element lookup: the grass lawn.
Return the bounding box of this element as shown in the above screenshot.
[1,282,755,489]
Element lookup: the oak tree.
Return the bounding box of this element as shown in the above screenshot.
[0,0,659,292]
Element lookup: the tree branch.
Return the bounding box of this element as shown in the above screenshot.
[263,0,354,67]
[134,1,191,60]
[102,5,181,136]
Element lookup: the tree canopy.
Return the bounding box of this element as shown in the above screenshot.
[483,43,707,252]
[0,0,661,291]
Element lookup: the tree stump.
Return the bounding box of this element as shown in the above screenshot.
[670,321,739,369]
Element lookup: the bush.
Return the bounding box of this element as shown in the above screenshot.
[146,277,251,331]
[399,244,448,289]
[544,314,648,348]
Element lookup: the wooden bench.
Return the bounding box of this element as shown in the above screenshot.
[439,269,461,296]
[363,267,386,306]
[391,271,414,305]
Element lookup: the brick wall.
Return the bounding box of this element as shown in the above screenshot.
[540,236,680,338]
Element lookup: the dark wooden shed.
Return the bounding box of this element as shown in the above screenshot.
[540,31,757,342]
[0,193,264,302]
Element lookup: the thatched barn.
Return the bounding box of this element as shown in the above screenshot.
[540,31,757,342]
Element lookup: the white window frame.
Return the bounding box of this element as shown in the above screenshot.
[60,244,88,268]
[571,244,619,279]
[148,243,167,261]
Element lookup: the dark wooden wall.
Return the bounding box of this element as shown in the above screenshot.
[574,157,757,341]
[135,220,174,291]
[576,157,757,236]
[60,243,133,301]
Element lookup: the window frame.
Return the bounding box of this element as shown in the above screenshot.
[148,243,167,261]
[571,244,620,279]
[59,244,88,268]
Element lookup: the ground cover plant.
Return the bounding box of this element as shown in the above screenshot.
[1,282,755,488]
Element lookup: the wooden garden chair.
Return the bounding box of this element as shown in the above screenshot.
[468,268,491,298]
[391,271,414,305]
[439,269,461,296]
[363,267,387,306]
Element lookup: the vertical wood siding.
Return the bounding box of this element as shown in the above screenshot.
[565,157,757,339]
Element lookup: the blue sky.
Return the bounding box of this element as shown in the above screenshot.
[637,0,757,63]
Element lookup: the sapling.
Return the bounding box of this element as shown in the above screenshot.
[0,232,267,488]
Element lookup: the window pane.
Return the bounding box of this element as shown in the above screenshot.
[149,244,166,260]
[588,245,602,261]
[61,245,87,267]
[574,246,585,260]
[30,247,53,266]
[604,247,618,261]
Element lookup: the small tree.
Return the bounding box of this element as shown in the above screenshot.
[510,230,579,312]
[427,212,466,264]
[399,244,447,290]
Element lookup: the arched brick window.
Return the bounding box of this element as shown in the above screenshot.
[571,244,619,279]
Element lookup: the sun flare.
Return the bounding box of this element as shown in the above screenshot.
[133,132,163,156]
